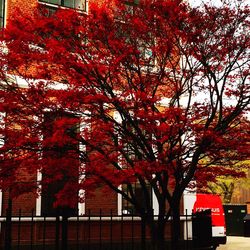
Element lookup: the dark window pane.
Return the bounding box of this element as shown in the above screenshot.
[42,0,60,4]
[41,112,79,216]
[64,0,74,8]
[122,183,152,215]
[0,0,5,28]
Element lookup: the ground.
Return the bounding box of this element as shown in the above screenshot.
[217,236,250,250]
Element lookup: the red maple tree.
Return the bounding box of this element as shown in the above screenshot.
[0,0,249,249]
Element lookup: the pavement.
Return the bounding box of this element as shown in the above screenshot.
[217,236,250,250]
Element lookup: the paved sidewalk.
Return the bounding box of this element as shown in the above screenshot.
[217,236,250,250]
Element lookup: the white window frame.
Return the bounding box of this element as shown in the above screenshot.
[114,111,158,216]
[38,0,88,13]
[0,111,5,216]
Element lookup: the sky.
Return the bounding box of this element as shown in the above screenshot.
[188,0,250,7]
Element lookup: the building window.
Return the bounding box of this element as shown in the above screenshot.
[40,112,80,216]
[122,182,152,215]
[118,118,153,215]
[0,0,5,28]
[124,0,139,15]
[39,0,87,12]
[124,0,140,6]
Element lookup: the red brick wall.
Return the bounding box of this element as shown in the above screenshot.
[6,0,37,25]
[1,0,117,215]
[85,187,118,215]
[2,191,36,216]
[6,0,106,27]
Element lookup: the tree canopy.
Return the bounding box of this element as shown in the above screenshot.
[0,0,249,248]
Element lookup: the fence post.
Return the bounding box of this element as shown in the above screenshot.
[30,209,34,250]
[55,213,60,250]
[61,209,68,250]
[42,216,46,250]
[99,209,102,250]
[110,209,113,250]
[5,196,12,250]
[88,209,91,250]
[185,209,188,250]
[17,209,21,250]
[131,211,134,250]
[121,211,123,250]
[141,214,146,250]
[76,210,79,250]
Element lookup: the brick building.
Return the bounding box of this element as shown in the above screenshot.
[0,2,180,248]
[0,0,163,219]
[0,0,145,216]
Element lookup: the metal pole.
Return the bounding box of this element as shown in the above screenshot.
[141,214,146,250]
[4,194,12,250]
[61,210,68,250]
[55,213,60,250]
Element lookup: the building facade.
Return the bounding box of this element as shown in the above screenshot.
[0,0,162,218]
[0,2,176,248]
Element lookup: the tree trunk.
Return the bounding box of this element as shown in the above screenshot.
[155,222,166,250]
[171,200,181,250]
[147,215,166,250]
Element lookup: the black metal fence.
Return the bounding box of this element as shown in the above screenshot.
[0,209,194,250]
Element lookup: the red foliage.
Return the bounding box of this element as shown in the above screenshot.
[0,0,249,246]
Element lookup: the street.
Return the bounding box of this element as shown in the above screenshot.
[217,236,250,250]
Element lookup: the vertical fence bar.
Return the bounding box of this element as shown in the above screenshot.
[4,202,12,250]
[76,211,79,250]
[17,209,21,250]
[42,216,46,250]
[61,213,68,250]
[55,214,60,250]
[87,210,91,250]
[131,211,134,250]
[99,209,102,250]
[185,209,188,250]
[191,212,194,250]
[30,209,34,250]
[141,215,146,250]
[110,210,113,250]
[121,212,123,250]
